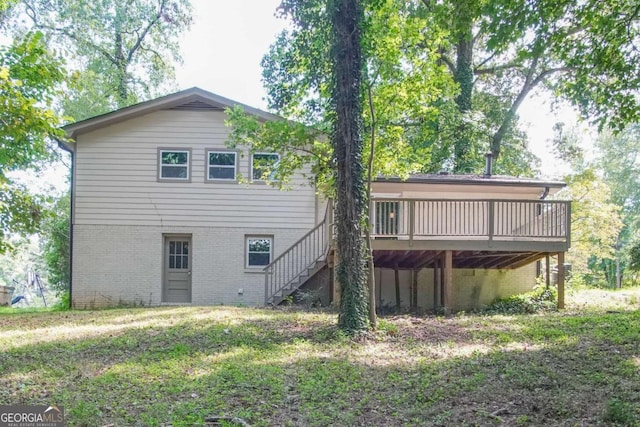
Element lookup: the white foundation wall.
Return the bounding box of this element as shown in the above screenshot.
[72,224,308,308]
[376,263,537,311]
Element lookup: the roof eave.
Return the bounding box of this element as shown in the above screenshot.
[62,87,282,140]
[56,137,75,153]
[375,175,566,189]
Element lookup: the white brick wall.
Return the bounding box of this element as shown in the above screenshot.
[375,263,537,311]
[72,224,308,308]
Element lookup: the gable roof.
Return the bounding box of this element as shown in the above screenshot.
[62,87,281,141]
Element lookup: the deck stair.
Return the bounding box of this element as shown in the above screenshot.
[264,204,331,305]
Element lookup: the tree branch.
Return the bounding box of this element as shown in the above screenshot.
[139,45,168,66]
[529,66,572,87]
[490,58,572,158]
[24,3,117,64]
[474,61,520,75]
[490,54,540,157]
[126,0,167,63]
[474,52,498,71]
[438,48,456,75]
[419,0,435,11]
[472,28,483,45]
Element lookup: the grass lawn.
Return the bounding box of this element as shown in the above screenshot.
[1,288,639,427]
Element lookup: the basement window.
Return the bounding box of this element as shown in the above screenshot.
[246,236,273,268]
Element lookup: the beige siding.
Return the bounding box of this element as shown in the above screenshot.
[73,110,316,229]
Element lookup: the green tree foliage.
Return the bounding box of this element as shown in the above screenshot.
[41,193,69,294]
[596,126,640,228]
[427,0,640,172]
[628,240,640,273]
[242,0,640,177]
[551,124,625,287]
[228,0,457,188]
[225,107,331,190]
[18,0,193,119]
[557,169,623,285]
[0,18,65,252]
[592,125,640,286]
[0,235,43,288]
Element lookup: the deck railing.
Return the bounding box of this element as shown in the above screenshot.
[371,199,571,243]
[263,203,331,304]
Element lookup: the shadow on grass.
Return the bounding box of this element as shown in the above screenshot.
[1,307,639,426]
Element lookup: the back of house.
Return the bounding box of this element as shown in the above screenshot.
[61,88,321,308]
[62,87,570,312]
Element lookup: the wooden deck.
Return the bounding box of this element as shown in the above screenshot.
[265,198,571,306]
[370,199,571,253]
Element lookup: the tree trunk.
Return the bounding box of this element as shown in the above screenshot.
[616,235,622,288]
[330,0,369,333]
[365,80,377,329]
[452,7,474,173]
[113,6,129,107]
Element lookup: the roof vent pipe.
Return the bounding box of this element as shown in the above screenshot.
[484,152,493,177]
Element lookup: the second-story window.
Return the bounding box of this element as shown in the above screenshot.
[207,151,237,181]
[159,149,190,181]
[251,153,279,181]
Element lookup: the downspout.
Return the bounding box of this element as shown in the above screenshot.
[56,139,74,309]
[539,186,550,200]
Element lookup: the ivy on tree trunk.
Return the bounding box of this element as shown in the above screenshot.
[330,0,369,333]
[452,22,474,173]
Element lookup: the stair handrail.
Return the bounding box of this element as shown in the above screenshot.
[263,201,332,304]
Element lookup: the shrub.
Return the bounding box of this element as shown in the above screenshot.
[52,291,70,311]
[485,285,557,315]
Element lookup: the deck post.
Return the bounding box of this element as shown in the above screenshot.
[557,252,565,309]
[370,198,376,237]
[433,260,440,311]
[566,202,572,247]
[377,267,383,307]
[394,265,401,311]
[545,253,551,288]
[440,254,445,309]
[443,250,453,314]
[409,200,415,246]
[411,269,418,310]
[488,200,495,244]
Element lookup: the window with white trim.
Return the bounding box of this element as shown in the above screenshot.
[246,236,273,268]
[207,150,237,181]
[159,149,190,180]
[251,153,279,181]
